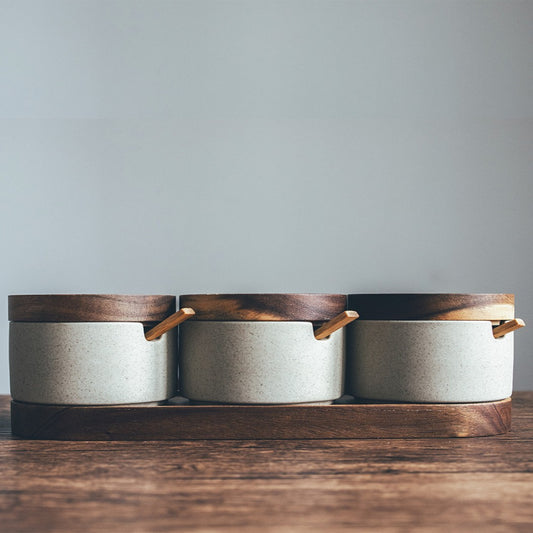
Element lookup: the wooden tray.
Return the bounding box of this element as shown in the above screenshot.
[10,397,512,440]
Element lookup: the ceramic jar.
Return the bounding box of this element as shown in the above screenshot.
[9,295,179,405]
[346,294,520,403]
[178,294,351,404]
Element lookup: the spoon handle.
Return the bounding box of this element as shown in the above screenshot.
[145,307,195,340]
[314,310,359,340]
[493,318,525,338]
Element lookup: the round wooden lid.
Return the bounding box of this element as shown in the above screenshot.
[8,295,176,324]
[179,294,347,322]
[347,294,514,321]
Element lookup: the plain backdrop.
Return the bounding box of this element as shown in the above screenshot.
[1,0,532,392]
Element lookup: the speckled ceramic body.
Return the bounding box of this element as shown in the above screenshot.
[9,322,177,405]
[347,320,513,403]
[179,321,345,404]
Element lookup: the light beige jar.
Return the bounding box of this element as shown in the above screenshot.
[178,294,356,404]
[8,294,186,405]
[346,293,523,403]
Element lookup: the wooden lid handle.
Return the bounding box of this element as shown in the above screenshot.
[314,310,359,340]
[145,308,195,340]
[493,318,525,339]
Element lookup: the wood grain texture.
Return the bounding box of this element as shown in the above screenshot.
[1,393,532,532]
[144,307,195,340]
[493,318,526,338]
[8,294,176,324]
[347,293,515,320]
[180,293,347,322]
[10,398,511,440]
[314,310,359,339]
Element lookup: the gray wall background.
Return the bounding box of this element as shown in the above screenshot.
[1,0,532,392]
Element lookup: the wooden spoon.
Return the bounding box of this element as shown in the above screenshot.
[145,308,195,340]
[314,310,359,340]
[493,318,525,339]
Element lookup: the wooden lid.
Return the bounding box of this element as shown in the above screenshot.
[347,294,514,321]
[8,295,176,324]
[179,294,347,322]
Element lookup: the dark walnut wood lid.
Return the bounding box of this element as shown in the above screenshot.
[179,294,347,322]
[347,294,514,321]
[8,295,176,324]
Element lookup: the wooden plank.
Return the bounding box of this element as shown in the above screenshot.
[10,398,512,440]
[1,394,532,532]
[1,472,532,532]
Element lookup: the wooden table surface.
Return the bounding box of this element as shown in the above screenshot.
[1,393,533,532]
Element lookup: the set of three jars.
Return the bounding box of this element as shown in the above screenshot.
[8,293,524,406]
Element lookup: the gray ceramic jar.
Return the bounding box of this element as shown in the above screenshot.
[8,295,180,405]
[346,294,522,403]
[178,294,354,404]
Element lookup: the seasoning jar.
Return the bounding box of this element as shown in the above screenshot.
[346,294,524,403]
[9,295,193,405]
[178,294,357,404]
